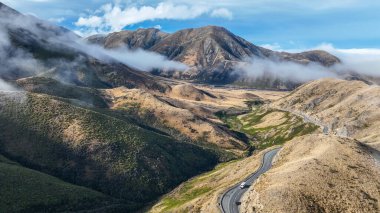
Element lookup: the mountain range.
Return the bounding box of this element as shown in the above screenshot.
[0,2,379,212]
[87,26,341,88]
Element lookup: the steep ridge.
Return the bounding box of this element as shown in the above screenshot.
[88,26,340,87]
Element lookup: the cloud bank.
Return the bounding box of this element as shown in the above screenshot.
[75,2,233,35]
[0,4,188,94]
[68,39,188,71]
[237,43,380,84]
[236,57,338,83]
[315,43,380,78]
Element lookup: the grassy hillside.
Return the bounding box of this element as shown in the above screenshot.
[0,154,127,212]
[240,135,380,213]
[0,91,218,210]
[273,78,380,151]
[16,77,108,108]
[218,107,319,149]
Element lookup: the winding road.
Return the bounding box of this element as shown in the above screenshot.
[220,148,281,213]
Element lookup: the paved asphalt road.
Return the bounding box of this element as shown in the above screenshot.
[220,148,281,213]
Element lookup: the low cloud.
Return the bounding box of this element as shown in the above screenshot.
[0,17,46,89]
[69,39,189,71]
[315,43,380,78]
[241,43,380,84]
[0,78,16,91]
[75,2,232,35]
[236,57,338,83]
[210,8,233,20]
[103,47,188,71]
[0,4,188,94]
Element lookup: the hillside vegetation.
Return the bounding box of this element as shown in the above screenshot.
[0,91,218,211]
[272,78,380,151]
[104,87,247,154]
[0,155,124,212]
[218,107,319,150]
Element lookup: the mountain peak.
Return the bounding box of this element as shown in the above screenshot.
[136,27,161,32]
[87,25,341,86]
[196,25,229,32]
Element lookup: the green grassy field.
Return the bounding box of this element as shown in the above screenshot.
[218,107,319,150]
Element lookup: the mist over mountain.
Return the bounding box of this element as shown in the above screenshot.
[1,1,379,213]
[0,3,223,211]
[87,26,344,89]
[0,2,182,92]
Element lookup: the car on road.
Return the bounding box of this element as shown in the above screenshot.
[323,126,329,135]
[240,182,246,189]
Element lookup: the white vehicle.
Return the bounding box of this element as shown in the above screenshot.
[240,182,246,189]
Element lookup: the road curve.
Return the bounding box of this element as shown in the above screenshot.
[220,148,281,213]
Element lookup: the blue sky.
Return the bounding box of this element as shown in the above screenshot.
[2,0,380,49]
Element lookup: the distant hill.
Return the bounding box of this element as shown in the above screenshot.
[272,78,380,151]
[87,26,341,89]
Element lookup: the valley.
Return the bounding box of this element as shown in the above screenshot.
[0,2,379,213]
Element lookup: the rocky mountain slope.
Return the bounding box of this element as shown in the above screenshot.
[272,78,380,151]
[241,134,380,213]
[87,26,340,88]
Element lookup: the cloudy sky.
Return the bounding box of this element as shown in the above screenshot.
[2,0,380,50]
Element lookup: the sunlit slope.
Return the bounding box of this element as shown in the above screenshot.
[241,134,380,213]
[272,78,380,150]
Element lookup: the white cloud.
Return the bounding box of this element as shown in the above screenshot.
[67,40,189,71]
[105,47,189,71]
[236,57,338,83]
[0,78,17,91]
[260,43,282,51]
[237,42,380,84]
[211,8,233,19]
[75,2,233,35]
[315,43,380,77]
[76,16,102,28]
[153,24,162,30]
[48,17,65,23]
